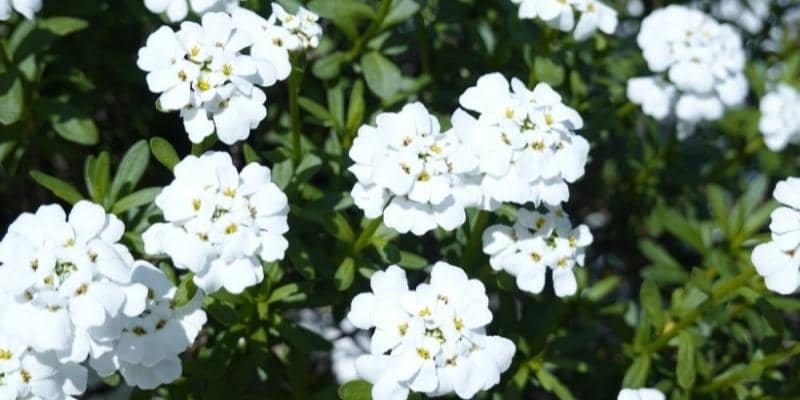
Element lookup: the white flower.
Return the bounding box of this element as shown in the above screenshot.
[711,0,769,35]
[759,84,800,151]
[295,309,370,384]
[144,0,241,22]
[137,10,289,145]
[482,207,592,297]
[143,152,289,294]
[751,177,800,295]
[349,102,474,235]
[0,341,87,400]
[0,201,146,363]
[269,3,323,50]
[347,263,515,400]
[454,73,589,207]
[510,0,618,40]
[618,388,666,400]
[0,0,41,20]
[90,261,207,390]
[629,5,748,130]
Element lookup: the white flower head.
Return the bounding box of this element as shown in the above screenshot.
[482,206,592,297]
[759,83,800,151]
[347,263,516,400]
[0,338,87,400]
[453,73,589,207]
[137,11,286,145]
[628,5,748,132]
[711,0,769,35]
[143,151,290,295]
[618,388,666,400]
[0,201,147,363]
[90,261,207,390]
[144,0,242,23]
[349,102,475,235]
[751,177,800,295]
[511,0,618,40]
[0,0,42,21]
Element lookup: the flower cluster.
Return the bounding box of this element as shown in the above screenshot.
[510,0,618,40]
[709,0,769,34]
[454,73,589,207]
[90,262,207,390]
[751,177,800,295]
[618,388,666,400]
[0,201,207,397]
[0,0,40,20]
[137,5,322,145]
[349,102,474,235]
[347,263,516,400]
[296,308,370,384]
[143,151,289,295]
[144,0,241,22]
[759,83,800,151]
[0,336,86,400]
[627,5,748,132]
[482,207,592,297]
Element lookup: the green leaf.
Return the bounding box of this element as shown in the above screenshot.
[381,0,420,29]
[38,17,88,36]
[109,140,150,202]
[534,56,565,86]
[298,97,335,124]
[276,321,332,352]
[534,368,576,400]
[677,331,697,389]
[640,280,665,332]
[0,75,24,126]
[706,185,730,234]
[271,159,294,190]
[267,283,300,304]
[346,80,365,134]
[84,151,110,204]
[110,187,160,214]
[334,257,355,291]
[243,143,261,164]
[173,274,198,308]
[206,299,238,326]
[622,354,651,388]
[309,0,374,21]
[312,52,347,80]
[30,170,84,204]
[149,137,180,171]
[338,380,372,400]
[50,106,99,146]
[361,51,401,99]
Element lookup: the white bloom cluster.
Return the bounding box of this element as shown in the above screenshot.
[751,177,800,295]
[0,336,86,400]
[0,0,40,20]
[510,0,618,40]
[0,201,207,396]
[349,102,475,235]
[296,309,370,384]
[482,207,592,297]
[709,0,769,34]
[137,5,322,145]
[759,84,800,151]
[627,5,748,131]
[91,262,207,390]
[143,151,289,295]
[144,0,241,23]
[454,73,589,207]
[618,388,666,400]
[347,263,515,400]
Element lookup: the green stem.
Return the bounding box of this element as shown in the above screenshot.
[191,143,202,156]
[345,0,393,61]
[353,217,383,254]
[698,342,800,392]
[288,52,306,166]
[413,13,431,75]
[463,210,490,267]
[644,267,756,353]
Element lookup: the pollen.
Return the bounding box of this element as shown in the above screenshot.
[417,172,430,182]
[557,258,568,268]
[454,317,464,331]
[156,319,167,330]
[419,306,432,317]
[222,64,233,76]
[190,45,201,58]
[0,348,12,360]
[88,251,98,262]
[398,322,409,336]
[75,283,88,296]
[402,136,413,146]
[544,113,554,125]
[437,294,449,304]
[416,347,431,360]
[30,259,38,271]
[500,132,512,145]
[531,252,542,262]
[192,198,202,211]
[505,108,515,119]
[430,144,443,154]
[147,288,155,300]
[531,141,545,151]
[177,69,188,82]
[446,356,458,366]
[197,79,211,91]
[132,326,147,336]
[225,224,238,235]
[20,369,31,383]
[535,217,546,229]
[400,163,411,174]
[64,238,75,247]
[568,236,577,247]
[272,37,284,46]
[43,276,53,286]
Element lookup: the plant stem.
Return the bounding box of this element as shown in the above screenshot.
[644,267,756,353]
[345,0,393,61]
[698,342,800,392]
[353,217,383,254]
[463,210,490,267]
[288,52,306,166]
